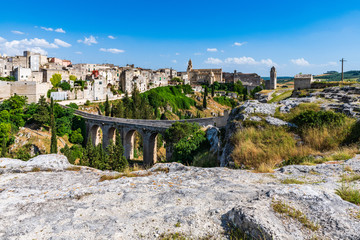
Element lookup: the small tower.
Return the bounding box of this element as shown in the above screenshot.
[270,66,277,89]
[209,71,215,84]
[187,59,193,72]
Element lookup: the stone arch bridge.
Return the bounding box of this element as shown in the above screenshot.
[67,107,229,165]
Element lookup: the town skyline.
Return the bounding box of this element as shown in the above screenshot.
[1,0,360,76]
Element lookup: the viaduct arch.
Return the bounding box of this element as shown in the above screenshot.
[67,107,229,166]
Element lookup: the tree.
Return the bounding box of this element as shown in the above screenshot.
[164,122,207,164]
[50,98,57,153]
[203,94,207,109]
[131,84,142,119]
[33,96,50,126]
[59,81,71,90]
[1,136,7,157]
[104,95,111,116]
[69,75,77,81]
[204,86,208,97]
[50,74,62,88]
[70,128,84,144]
[211,85,215,97]
[107,132,128,171]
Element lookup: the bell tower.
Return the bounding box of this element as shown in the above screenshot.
[187,59,193,72]
[270,66,277,89]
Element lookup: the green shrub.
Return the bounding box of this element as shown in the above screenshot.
[59,82,71,91]
[335,184,360,205]
[292,110,346,128]
[70,128,84,144]
[67,103,79,109]
[214,96,236,108]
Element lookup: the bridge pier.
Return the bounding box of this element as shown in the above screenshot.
[142,132,158,166]
[124,129,135,160]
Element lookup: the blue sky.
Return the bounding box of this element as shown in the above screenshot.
[0,0,360,76]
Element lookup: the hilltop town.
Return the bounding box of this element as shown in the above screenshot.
[0,51,275,104]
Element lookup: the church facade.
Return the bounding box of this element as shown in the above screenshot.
[187,59,223,85]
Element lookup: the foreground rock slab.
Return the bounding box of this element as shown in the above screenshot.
[0,155,360,239]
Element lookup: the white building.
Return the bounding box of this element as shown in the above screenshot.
[14,67,32,81]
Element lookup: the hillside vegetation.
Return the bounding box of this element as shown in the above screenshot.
[232,103,360,172]
[315,70,360,81]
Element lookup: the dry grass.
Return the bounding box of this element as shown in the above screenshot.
[341,173,360,183]
[152,167,170,173]
[254,163,275,173]
[272,200,319,231]
[66,166,81,171]
[322,147,358,162]
[231,126,312,171]
[99,166,151,182]
[344,165,353,172]
[301,124,354,152]
[30,167,40,172]
[280,178,305,184]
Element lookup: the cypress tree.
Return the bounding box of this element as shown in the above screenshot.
[50,98,57,153]
[203,94,207,109]
[115,132,128,171]
[211,85,215,97]
[1,137,7,157]
[104,95,111,116]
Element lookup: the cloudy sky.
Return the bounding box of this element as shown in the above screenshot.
[0,0,360,76]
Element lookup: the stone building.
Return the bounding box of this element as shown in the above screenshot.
[120,68,148,93]
[187,59,222,85]
[294,74,313,90]
[150,71,168,88]
[223,70,262,92]
[0,81,51,103]
[14,67,32,81]
[265,66,277,89]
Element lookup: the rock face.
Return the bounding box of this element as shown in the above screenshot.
[0,154,359,239]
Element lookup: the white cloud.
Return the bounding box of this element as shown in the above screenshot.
[291,58,310,66]
[207,48,218,52]
[172,60,177,63]
[233,42,247,46]
[99,48,124,54]
[327,61,337,66]
[54,39,71,48]
[55,28,66,33]
[205,57,223,65]
[11,30,24,35]
[108,35,116,39]
[204,56,277,67]
[41,27,65,33]
[75,51,82,54]
[0,37,59,56]
[77,35,98,45]
[260,59,276,67]
[41,27,54,32]
[175,52,180,55]
[225,57,257,65]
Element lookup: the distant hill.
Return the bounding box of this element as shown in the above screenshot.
[314,70,360,81]
[262,76,293,84]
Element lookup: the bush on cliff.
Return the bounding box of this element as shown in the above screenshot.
[164,122,207,165]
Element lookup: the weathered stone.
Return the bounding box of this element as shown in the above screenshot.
[0,155,359,239]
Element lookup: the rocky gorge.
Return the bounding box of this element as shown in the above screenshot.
[0,154,360,239]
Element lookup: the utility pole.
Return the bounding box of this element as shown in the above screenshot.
[340,58,346,83]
